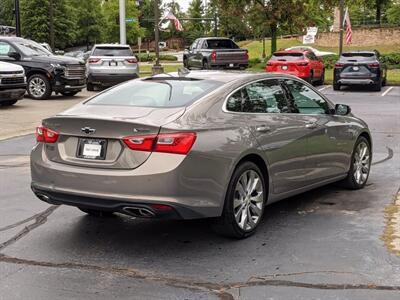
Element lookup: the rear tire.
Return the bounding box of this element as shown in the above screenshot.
[372,80,382,92]
[315,70,325,86]
[341,136,371,190]
[333,82,341,91]
[0,100,17,106]
[79,207,114,217]
[212,161,266,239]
[202,59,210,70]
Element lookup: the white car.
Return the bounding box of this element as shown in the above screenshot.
[286,46,336,57]
[0,61,26,106]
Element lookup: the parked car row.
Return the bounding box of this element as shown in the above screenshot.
[0,38,140,101]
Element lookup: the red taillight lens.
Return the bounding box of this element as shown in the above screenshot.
[245,51,249,60]
[125,58,138,64]
[368,63,379,68]
[211,51,217,62]
[35,126,59,143]
[335,63,344,68]
[122,132,196,155]
[88,58,100,64]
[296,62,308,66]
[122,134,157,152]
[266,61,273,66]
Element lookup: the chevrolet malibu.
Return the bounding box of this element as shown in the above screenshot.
[31,71,372,238]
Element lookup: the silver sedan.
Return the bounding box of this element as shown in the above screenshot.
[30,71,372,238]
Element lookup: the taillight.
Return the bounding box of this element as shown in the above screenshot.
[123,132,196,155]
[245,51,249,60]
[35,126,59,143]
[88,58,100,64]
[125,58,138,64]
[335,63,344,68]
[266,61,273,66]
[368,63,379,68]
[296,62,308,66]
[211,51,217,62]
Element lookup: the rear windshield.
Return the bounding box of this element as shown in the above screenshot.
[87,79,221,107]
[204,39,239,49]
[92,46,133,56]
[271,53,304,61]
[341,53,376,60]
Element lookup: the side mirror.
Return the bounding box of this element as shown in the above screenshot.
[8,51,21,61]
[335,104,351,116]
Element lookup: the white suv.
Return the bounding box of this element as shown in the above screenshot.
[0,61,26,106]
[86,44,139,91]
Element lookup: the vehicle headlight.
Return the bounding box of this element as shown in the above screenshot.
[51,63,66,71]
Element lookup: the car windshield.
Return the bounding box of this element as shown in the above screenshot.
[271,53,304,61]
[14,40,52,56]
[87,79,221,107]
[205,39,239,49]
[92,47,133,56]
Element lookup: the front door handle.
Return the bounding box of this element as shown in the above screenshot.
[256,125,271,133]
[305,122,318,129]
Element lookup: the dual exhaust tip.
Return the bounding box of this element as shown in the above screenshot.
[122,206,155,218]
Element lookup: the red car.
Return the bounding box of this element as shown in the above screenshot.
[266,50,325,85]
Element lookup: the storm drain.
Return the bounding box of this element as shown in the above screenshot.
[382,191,400,256]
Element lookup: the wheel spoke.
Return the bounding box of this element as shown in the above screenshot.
[250,191,263,203]
[249,203,262,217]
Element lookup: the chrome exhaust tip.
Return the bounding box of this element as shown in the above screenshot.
[122,206,155,218]
[36,193,50,202]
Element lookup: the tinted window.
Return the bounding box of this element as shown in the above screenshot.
[226,80,288,113]
[271,53,304,61]
[93,47,133,56]
[205,39,238,49]
[341,52,376,61]
[88,79,220,107]
[284,79,329,114]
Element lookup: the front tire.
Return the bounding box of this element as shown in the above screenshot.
[342,136,371,190]
[27,74,52,100]
[213,161,266,239]
[333,82,341,91]
[86,82,95,92]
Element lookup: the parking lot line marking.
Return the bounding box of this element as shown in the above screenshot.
[318,85,330,92]
[382,87,394,97]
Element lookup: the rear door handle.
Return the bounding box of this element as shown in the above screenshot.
[305,122,318,129]
[256,125,271,133]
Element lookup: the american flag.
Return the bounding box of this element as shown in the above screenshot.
[343,8,352,45]
[163,11,184,32]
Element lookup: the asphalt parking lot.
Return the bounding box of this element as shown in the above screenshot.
[0,86,400,299]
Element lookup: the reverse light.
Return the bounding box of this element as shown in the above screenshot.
[211,51,217,62]
[88,58,101,64]
[123,132,197,155]
[35,126,59,143]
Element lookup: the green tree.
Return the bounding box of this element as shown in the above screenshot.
[20,0,77,49]
[387,0,400,23]
[69,0,105,50]
[0,0,14,26]
[185,0,205,42]
[102,0,142,45]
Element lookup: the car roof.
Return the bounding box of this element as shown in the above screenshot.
[273,50,307,55]
[93,44,130,48]
[342,51,375,55]
[147,70,300,84]
[0,36,27,42]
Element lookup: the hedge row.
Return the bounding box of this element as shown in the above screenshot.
[137,54,178,62]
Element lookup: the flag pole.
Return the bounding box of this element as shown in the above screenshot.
[339,0,344,55]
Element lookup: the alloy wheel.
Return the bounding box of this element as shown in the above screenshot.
[233,170,264,231]
[353,141,370,185]
[29,77,47,98]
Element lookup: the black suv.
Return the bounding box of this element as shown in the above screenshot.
[333,51,387,91]
[0,37,86,99]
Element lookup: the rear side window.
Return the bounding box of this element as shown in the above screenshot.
[87,79,220,107]
[284,79,329,114]
[93,47,133,56]
[205,39,238,49]
[226,80,288,113]
[271,53,304,61]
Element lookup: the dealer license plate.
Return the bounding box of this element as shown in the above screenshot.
[77,139,107,160]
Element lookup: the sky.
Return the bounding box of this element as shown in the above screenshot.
[163,0,191,12]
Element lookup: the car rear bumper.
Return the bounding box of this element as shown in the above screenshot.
[337,78,377,85]
[210,62,248,69]
[88,73,139,86]
[0,88,26,102]
[30,143,225,219]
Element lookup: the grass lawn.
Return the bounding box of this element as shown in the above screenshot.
[139,62,400,85]
[237,38,400,59]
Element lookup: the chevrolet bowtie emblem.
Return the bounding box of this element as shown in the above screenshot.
[81,127,96,134]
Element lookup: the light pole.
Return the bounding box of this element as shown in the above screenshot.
[14,0,21,37]
[339,0,344,55]
[49,0,55,50]
[119,0,127,44]
[152,0,164,74]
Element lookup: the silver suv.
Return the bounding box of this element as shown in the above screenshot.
[86,44,139,91]
[0,61,26,106]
